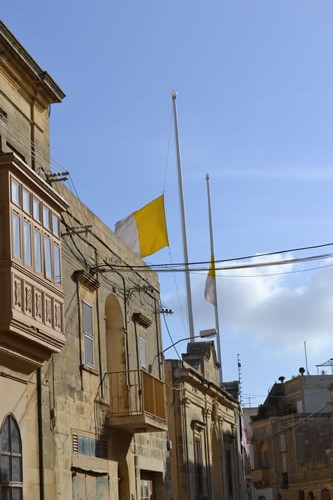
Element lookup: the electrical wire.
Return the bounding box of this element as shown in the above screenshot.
[162,313,181,361]
[95,251,333,273]
[4,115,333,279]
[191,261,333,279]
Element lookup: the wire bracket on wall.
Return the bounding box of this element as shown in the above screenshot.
[45,171,69,184]
[61,225,92,237]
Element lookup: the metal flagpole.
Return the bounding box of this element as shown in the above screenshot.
[171,91,195,341]
[206,173,223,382]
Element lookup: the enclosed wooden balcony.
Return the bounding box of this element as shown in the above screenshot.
[0,153,68,375]
[106,369,167,433]
[251,467,272,489]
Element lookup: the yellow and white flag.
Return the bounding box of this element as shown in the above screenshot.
[205,254,217,305]
[115,195,169,258]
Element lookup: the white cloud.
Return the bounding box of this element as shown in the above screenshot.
[187,254,333,357]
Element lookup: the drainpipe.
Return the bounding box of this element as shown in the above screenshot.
[30,100,36,171]
[117,272,130,378]
[37,368,44,500]
[220,421,228,499]
[94,249,104,399]
[182,385,191,499]
[151,293,162,380]
[203,397,212,499]
[75,279,84,391]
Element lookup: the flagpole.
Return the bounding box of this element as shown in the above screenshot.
[206,173,223,382]
[171,91,195,341]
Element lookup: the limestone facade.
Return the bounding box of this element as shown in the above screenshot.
[165,342,245,500]
[0,21,168,500]
[251,374,333,500]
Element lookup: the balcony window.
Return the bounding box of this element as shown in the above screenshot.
[43,206,50,230]
[52,213,59,237]
[10,178,62,285]
[11,179,20,206]
[33,197,41,222]
[53,243,61,284]
[22,188,31,215]
[23,221,32,266]
[44,235,52,279]
[34,229,42,273]
[12,212,21,259]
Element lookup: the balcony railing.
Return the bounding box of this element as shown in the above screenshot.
[105,369,167,433]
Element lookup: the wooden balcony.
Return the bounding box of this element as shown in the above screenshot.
[106,369,167,433]
[251,467,272,489]
[0,153,68,375]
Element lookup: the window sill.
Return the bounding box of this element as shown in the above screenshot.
[80,364,99,376]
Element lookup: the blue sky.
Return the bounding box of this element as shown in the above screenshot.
[3,1,333,405]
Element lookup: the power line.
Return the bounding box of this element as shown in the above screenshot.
[97,250,333,273]
[147,242,333,269]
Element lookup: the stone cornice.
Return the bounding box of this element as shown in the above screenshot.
[179,361,239,410]
[0,21,65,103]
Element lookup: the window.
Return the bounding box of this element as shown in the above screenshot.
[281,471,289,488]
[22,188,31,215]
[280,433,286,452]
[44,236,52,279]
[0,415,23,499]
[53,243,61,284]
[258,440,269,468]
[52,213,59,237]
[73,433,107,460]
[33,197,41,222]
[138,336,147,370]
[11,179,20,206]
[10,178,62,285]
[82,302,94,366]
[12,213,21,259]
[42,206,50,230]
[78,436,103,458]
[23,221,32,266]
[225,447,234,496]
[34,229,42,273]
[140,472,154,500]
[194,436,204,495]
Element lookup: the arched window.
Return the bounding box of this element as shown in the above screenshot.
[0,414,23,499]
[321,489,331,500]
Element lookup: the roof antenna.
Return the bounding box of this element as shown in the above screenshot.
[304,341,310,375]
[237,353,243,405]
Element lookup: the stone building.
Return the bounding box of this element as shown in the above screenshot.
[0,21,169,499]
[242,406,258,500]
[165,341,245,500]
[251,371,333,500]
